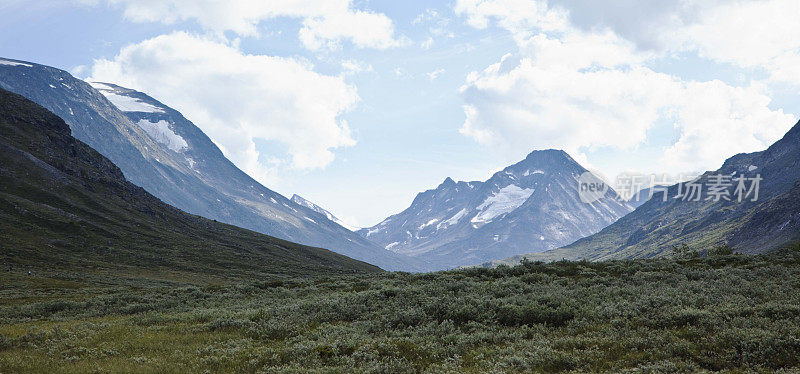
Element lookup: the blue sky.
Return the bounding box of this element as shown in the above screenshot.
[1,0,799,227]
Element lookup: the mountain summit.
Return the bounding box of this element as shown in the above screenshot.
[359,149,633,269]
[494,118,800,265]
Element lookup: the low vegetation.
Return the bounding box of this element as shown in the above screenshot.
[2,243,800,373]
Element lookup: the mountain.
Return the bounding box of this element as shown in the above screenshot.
[0,57,420,271]
[291,194,360,231]
[358,150,633,270]
[0,88,380,281]
[492,119,800,265]
[627,186,654,208]
[726,181,800,253]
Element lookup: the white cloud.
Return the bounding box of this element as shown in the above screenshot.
[90,0,402,51]
[455,0,569,40]
[70,64,88,77]
[394,67,410,79]
[536,0,727,51]
[662,81,795,172]
[89,32,358,184]
[676,0,800,86]
[456,0,800,87]
[427,68,445,81]
[340,60,373,75]
[413,8,454,50]
[455,0,797,176]
[459,46,678,155]
[420,37,434,50]
[299,9,404,51]
[413,9,439,25]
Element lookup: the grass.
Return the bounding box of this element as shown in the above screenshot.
[2,244,800,373]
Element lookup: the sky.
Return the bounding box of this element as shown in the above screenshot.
[1,0,799,227]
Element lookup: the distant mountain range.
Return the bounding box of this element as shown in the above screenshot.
[0,88,379,280]
[492,119,800,265]
[359,150,633,270]
[627,186,656,209]
[0,57,422,271]
[4,56,796,273]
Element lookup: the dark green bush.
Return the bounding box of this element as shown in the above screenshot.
[4,245,800,372]
[496,303,574,327]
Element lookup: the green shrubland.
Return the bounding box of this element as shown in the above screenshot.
[2,243,800,373]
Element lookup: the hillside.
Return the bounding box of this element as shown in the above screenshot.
[0,58,420,272]
[0,88,380,282]
[493,119,800,265]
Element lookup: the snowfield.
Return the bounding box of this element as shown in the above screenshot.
[136,119,188,152]
[471,185,534,224]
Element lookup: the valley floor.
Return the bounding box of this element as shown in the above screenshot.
[2,245,800,373]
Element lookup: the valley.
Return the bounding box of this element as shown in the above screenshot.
[2,1,800,367]
[2,245,800,372]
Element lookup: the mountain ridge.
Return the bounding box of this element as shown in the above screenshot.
[360,149,633,270]
[290,194,360,232]
[0,57,422,271]
[0,87,380,281]
[490,119,800,265]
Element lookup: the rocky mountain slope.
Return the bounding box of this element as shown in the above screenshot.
[0,88,380,281]
[493,119,800,265]
[0,58,421,271]
[359,150,633,269]
[291,194,360,231]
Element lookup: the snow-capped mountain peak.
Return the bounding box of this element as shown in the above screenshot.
[358,149,633,270]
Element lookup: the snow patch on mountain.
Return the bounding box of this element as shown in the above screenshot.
[102,92,165,113]
[437,208,468,230]
[88,82,112,90]
[89,83,165,113]
[136,119,188,152]
[419,218,439,230]
[0,59,32,67]
[471,185,534,224]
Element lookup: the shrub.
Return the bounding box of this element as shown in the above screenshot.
[496,304,574,327]
[0,334,11,351]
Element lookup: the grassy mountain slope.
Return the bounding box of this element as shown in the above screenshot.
[727,181,800,252]
[0,88,380,283]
